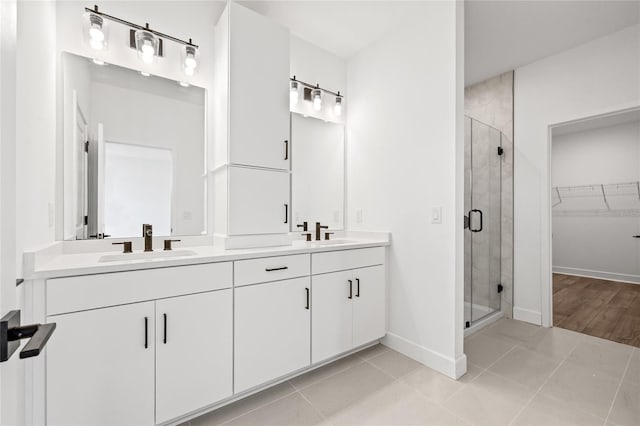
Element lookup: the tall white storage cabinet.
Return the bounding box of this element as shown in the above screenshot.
[213,2,291,239]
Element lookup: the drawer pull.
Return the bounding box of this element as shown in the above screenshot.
[348,280,353,299]
[265,266,289,272]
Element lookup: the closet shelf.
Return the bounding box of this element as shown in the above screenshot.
[552,181,640,215]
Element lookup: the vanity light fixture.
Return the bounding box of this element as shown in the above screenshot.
[334,93,343,117]
[83,5,199,71]
[183,44,198,76]
[136,29,159,64]
[289,77,344,116]
[85,12,107,51]
[312,88,322,111]
[290,79,299,106]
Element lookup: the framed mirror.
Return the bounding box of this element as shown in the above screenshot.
[61,52,206,240]
[291,113,345,230]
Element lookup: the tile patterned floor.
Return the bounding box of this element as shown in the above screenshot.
[184,319,639,426]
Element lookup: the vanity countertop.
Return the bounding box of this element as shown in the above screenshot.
[23,233,390,280]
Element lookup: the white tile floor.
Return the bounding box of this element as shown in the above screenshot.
[185,319,639,426]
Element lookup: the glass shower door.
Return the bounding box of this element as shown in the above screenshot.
[465,118,502,325]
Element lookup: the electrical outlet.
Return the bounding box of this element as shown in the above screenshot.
[356,209,363,224]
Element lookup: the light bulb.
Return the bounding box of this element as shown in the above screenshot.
[89,26,104,42]
[312,89,322,111]
[290,81,299,106]
[185,56,197,69]
[334,96,343,116]
[135,30,158,65]
[89,38,104,51]
[184,66,194,76]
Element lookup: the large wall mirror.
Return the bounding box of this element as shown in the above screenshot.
[62,52,206,240]
[291,113,345,230]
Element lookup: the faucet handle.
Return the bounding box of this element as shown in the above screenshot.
[296,222,308,232]
[324,232,334,241]
[300,232,312,242]
[164,239,181,251]
[112,241,133,253]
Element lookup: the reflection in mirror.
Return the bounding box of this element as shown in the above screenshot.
[291,113,345,231]
[62,52,206,240]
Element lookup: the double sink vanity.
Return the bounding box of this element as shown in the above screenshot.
[23,234,389,425]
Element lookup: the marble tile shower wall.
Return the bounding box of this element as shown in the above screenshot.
[465,71,515,318]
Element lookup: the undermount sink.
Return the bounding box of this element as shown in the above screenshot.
[98,249,198,263]
[309,239,357,246]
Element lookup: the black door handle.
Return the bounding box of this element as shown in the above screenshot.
[633,235,640,238]
[1,310,57,362]
[470,209,483,232]
[144,317,148,349]
[305,288,310,310]
[284,140,289,160]
[356,278,360,297]
[163,314,167,344]
[284,204,288,224]
[348,280,353,299]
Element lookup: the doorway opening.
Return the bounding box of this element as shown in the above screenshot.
[550,107,640,347]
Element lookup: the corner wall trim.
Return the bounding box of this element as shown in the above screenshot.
[513,306,542,325]
[382,332,467,380]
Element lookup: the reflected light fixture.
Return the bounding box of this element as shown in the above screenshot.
[183,44,198,76]
[312,88,322,111]
[290,80,299,106]
[135,29,158,64]
[140,71,151,77]
[178,81,190,88]
[92,58,106,66]
[87,13,106,50]
[334,93,343,117]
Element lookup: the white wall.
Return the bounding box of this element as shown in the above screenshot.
[347,1,465,378]
[552,120,640,282]
[290,35,346,124]
[16,1,57,277]
[514,24,640,326]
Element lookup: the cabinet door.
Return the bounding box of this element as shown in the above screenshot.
[155,290,233,424]
[229,3,290,170]
[235,277,310,392]
[311,270,353,363]
[228,167,290,235]
[46,302,155,426]
[352,266,386,347]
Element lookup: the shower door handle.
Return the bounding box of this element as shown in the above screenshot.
[470,209,483,232]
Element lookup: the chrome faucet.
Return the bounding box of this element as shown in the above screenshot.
[143,224,153,252]
[315,222,328,241]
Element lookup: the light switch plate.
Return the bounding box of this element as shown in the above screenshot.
[431,206,442,224]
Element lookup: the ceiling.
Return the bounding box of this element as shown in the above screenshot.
[465,0,640,86]
[235,1,639,86]
[237,1,428,59]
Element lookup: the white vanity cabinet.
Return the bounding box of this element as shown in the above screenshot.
[311,248,386,363]
[228,167,290,235]
[155,290,233,424]
[234,254,311,393]
[44,263,233,426]
[228,2,290,170]
[46,301,156,426]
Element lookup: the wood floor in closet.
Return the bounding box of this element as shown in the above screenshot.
[553,273,640,348]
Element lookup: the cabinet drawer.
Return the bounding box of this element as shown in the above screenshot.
[47,262,233,316]
[312,247,385,275]
[234,254,310,287]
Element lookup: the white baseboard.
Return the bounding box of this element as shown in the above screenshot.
[553,266,640,285]
[513,306,542,325]
[382,332,467,379]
